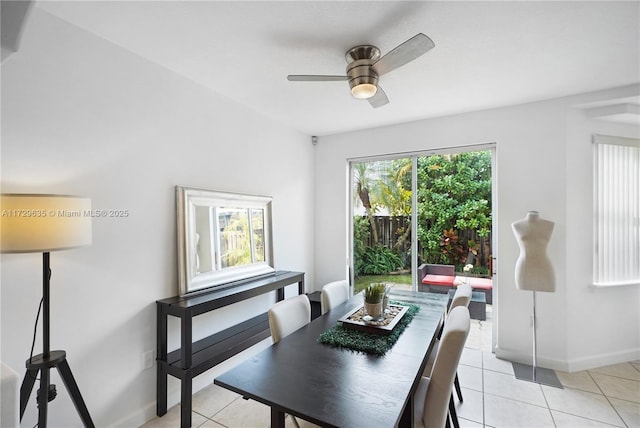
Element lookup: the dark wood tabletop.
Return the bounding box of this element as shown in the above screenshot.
[214,289,448,428]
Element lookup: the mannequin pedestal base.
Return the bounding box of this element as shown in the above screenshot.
[513,362,563,388]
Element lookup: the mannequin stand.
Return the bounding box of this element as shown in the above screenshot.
[512,291,562,388]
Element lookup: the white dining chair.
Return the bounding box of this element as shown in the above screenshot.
[267,294,313,428]
[320,280,350,314]
[413,306,470,428]
[424,284,472,372]
[268,294,311,343]
[422,284,472,428]
[448,283,472,312]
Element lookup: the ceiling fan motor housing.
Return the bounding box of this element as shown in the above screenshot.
[345,45,380,99]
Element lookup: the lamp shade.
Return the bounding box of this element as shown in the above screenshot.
[1,194,92,253]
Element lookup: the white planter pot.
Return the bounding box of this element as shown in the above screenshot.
[364,302,383,319]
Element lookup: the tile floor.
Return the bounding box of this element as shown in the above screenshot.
[142,304,640,427]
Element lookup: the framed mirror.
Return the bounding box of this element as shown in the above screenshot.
[176,186,274,296]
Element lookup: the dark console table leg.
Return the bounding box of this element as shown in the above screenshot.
[156,364,167,417]
[180,314,193,428]
[156,303,168,416]
[181,376,192,428]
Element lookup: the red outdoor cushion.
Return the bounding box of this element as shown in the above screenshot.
[421,274,455,286]
[467,277,493,290]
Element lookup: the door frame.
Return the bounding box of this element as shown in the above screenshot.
[348,143,497,349]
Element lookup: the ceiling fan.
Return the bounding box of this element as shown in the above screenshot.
[287,33,435,108]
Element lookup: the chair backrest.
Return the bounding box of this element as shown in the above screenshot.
[320,280,350,314]
[421,306,470,428]
[449,283,472,312]
[268,294,311,343]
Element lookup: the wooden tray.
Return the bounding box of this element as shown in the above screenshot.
[338,303,409,335]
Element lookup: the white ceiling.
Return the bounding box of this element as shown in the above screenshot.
[36,1,640,136]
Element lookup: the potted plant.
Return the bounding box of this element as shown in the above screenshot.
[364,283,386,319]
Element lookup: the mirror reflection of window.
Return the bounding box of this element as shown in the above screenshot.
[219,207,251,268]
[177,187,274,295]
[252,209,265,263]
[194,206,213,274]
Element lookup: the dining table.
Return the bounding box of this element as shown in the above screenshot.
[214,289,449,428]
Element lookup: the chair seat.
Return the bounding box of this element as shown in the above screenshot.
[455,276,493,290]
[421,274,455,286]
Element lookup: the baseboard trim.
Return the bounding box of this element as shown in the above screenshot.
[566,347,640,372]
[494,347,569,372]
[494,346,640,373]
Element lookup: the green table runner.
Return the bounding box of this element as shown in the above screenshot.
[318,302,420,355]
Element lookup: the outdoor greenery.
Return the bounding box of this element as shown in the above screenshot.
[416,151,492,267]
[353,150,492,279]
[356,245,404,275]
[220,211,265,267]
[354,274,411,294]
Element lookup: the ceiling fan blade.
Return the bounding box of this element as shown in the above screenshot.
[371,33,435,76]
[368,86,389,108]
[287,75,348,82]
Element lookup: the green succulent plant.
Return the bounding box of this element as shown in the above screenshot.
[364,283,386,304]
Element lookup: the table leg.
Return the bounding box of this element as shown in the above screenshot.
[181,376,192,428]
[398,398,413,427]
[270,407,285,428]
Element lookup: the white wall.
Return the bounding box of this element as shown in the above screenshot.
[1,8,314,427]
[564,91,640,371]
[314,85,640,372]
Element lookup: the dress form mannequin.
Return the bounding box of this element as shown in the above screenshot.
[510,211,562,387]
[512,211,555,292]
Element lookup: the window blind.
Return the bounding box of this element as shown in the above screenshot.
[593,134,640,286]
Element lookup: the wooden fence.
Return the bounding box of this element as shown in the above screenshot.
[359,215,492,270]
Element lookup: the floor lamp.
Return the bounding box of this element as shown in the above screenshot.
[1,194,95,427]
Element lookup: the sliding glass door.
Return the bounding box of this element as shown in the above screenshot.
[349,147,494,295]
[351,158,413,293]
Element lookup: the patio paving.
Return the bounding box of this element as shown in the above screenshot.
[386,282,493,352]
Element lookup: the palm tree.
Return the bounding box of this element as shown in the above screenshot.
[381,159,412,252]
[354,159,413,250]
[353,162,380,244]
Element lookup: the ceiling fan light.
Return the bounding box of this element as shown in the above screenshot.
[351,83,377,99]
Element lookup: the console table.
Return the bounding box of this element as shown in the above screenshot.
[156,270,305,428]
